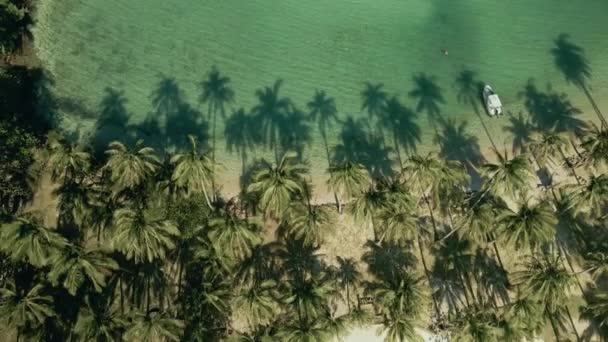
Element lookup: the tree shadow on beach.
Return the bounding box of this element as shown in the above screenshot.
[519,79,587,134]
[551,34,607,127]
[362,240,417,283]
[332,116,394,179]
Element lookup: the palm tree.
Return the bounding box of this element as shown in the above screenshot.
[104,141,159,196]
[208,212,262,262]
[252,80,291,162]
[111,207,180,263]
[308,90,338,163]
[47,244,118,296]
[551,34,607,127]
[170,135,214,207]
[199,67,234,193]
[480,150,535,202]
[47,136,90,184]
[402,153,444,239]
[0,283,55,341]
[451,306,502,342]
[233,280,279,329]
[514,253,578,341]
[350,186,386,241]
[498,199,556,252]
[528,130,581,185]
[360,82,387,122]
[246,151,306,219]
[74,300,127,342]
[580,123,608,170]
[334,256,361,313]
[0,216,66,267]
[327,161,370,213]
[366,273,426,342]
[569,173,608,218]
[283,202,334,247]
[124,309,184,342]
[580,291,608,341]
[284,276,332,323]
[502,296,545,341]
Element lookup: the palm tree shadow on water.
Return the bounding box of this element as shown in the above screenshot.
[454,69,498,151]
[331,116,394,180]
[90,77,210,156]
[434,118,484,189]
[551,34,607,127]
[409,73,445,136]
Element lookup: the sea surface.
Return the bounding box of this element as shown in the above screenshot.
[33,0,608,197]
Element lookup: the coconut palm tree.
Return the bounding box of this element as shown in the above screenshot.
[360,82,387,122]
[350,186,386,241]
[580,290,608,341]
[308,90,338,163]
[366,273,426,342]
[208,212,262,263]
[0,283,55,341]
[0,216,66,267]
[569,173,608,218]
[233,280,280,329]
[111,207,180,263]
[124,309,184,342]
[327,161,370,213]
[252,80,291,162]
[47,136,90,184]
[247,151,306,219]
[528,130,581,185]
[284,276,332,323]
[47,244,118,296]
[170,135,214,207]
[502,295,545,342]
[580,123,608,170]
[480,150,535,202]
[402,153,444,239]
[515,253,578,341]
[104,141,159,196]
[277,319,329,342]
[334,256,361,313]
[451,306,502,342]
[74,299,127,342]
[283,202,334,247]
[498,199,556,252]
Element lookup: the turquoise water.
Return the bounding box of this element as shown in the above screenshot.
[34,0,608,196]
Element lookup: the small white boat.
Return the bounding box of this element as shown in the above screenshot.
[483,85,503,116]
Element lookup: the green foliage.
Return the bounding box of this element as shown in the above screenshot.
[0,119,37,210]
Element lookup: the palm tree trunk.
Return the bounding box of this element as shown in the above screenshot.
[566,306,581,342]
[546,307,561,341]
[146,277,151,313]
[346,282,351,313]
[120,277,125,314]
[323,132,341,213]
[556,240,585,296]
[558,147,581,185]
[418,236,441,318]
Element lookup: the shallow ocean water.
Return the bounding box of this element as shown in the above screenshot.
[34,0,608,196]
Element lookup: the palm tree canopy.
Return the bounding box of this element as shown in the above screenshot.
[48,136,90,182]
[480,151,535,201]
[528,130,570,170]
[283,202,334,247]
[569,173,608,217]
[208,212,262,262]
[74,303,127,342]
[327,160,370,201]
[498,199,557,251]
[111,207,180,263]
[0,216,67,267]
[233,280,280,328]
[514,253,574,314]
[581,123,608,170]
[247,151,307,218]
[124,310,184,342]
[170,135,214,197]
[104,141,159,194]
[47,244,118,295]
[0,283,55,331]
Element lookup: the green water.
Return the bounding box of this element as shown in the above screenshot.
[34,0,608,195]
